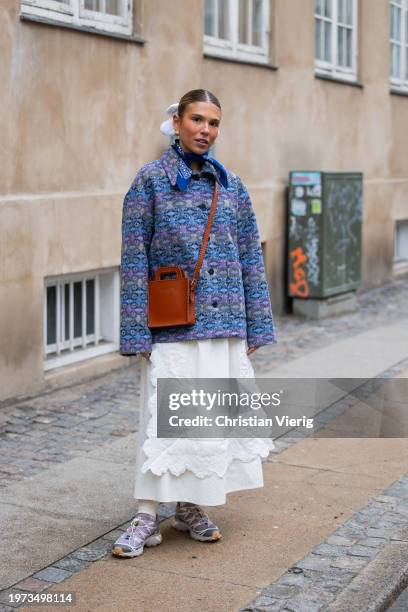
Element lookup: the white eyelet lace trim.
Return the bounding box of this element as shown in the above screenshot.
[140,339,274,479]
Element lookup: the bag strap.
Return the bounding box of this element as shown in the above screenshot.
[191,180,220,291]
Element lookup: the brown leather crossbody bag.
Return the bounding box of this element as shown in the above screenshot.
[147,181,220,329]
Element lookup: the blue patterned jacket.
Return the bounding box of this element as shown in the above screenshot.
[120,144,277,355]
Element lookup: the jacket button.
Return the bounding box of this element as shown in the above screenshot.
[212,300,218,308]
[208,268,214,275]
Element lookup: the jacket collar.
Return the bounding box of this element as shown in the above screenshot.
[159,144,221,189]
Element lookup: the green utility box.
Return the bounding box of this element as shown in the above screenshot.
[288,171,363,301]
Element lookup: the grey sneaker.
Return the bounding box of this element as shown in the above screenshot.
[173,502,222,542]
[111,512,162,558]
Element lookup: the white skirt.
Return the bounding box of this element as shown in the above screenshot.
[133,337,274,506]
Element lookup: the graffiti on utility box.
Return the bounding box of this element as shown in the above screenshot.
[289,246,309,298]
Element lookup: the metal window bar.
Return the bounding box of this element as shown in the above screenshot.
[56,282,61,355]
[69,280,74,352]
[43,290,47,359]
[82,278,86,349]
[95,274,100,346]
[61,283,65,347]
[394,220,408,261]
[45,274,101,357]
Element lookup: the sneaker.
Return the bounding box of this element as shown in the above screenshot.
[111,512,162,558]
[173,502,222,542]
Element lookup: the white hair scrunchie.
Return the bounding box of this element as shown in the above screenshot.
[160,102,179,136]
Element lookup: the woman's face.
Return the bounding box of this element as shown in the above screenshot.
[173,101,221,154]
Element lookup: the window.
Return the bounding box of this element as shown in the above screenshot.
[204,0,270,65]
[390,0,408,91]
[44,268,120,370]
[315,0,358,81]
[394,219,408,261]
[20,0,133,36]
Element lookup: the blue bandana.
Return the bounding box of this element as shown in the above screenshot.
[171,139,229,191]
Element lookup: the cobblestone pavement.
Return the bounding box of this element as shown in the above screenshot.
[0,276,407,489]
[0,370,142,488]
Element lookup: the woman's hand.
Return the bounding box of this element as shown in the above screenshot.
[246,346,258,356]
[140,351,151,361]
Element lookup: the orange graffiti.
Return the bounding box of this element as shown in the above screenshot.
[290,246,309,298]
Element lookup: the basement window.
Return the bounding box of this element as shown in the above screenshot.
[44,268,120,370]
[393,219,408,275]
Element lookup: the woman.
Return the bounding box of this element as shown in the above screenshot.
[112,89,277,558]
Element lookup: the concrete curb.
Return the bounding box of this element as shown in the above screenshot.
[326,541,408,612]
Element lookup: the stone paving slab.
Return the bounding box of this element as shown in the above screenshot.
[0,436,140,589]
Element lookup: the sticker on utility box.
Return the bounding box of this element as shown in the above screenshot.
[307,184,322,197]
[291,172,321,186]
[311,199,322,214]
[291,199,307,216]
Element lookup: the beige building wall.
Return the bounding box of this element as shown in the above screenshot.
[1,0,407,402]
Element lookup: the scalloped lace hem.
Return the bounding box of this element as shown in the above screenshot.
[140,338,275,479]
